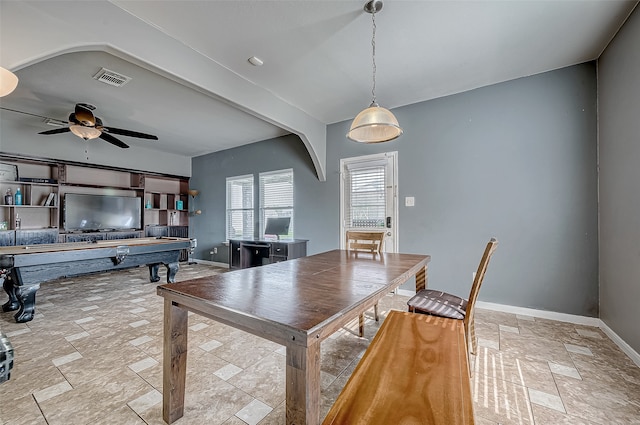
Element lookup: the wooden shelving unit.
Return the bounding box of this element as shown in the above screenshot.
[0,155,190,247]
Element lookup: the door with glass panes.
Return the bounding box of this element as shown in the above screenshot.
[340,152,398,252]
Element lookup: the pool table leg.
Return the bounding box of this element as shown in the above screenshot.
[13,284,39,323]
[166,262,179,283]
[149,264,161,283]
[2,276,20,312]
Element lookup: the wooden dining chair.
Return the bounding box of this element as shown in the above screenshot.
[345,230,385,337]
[407,237,498,355]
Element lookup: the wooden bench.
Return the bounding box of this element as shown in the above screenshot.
[323,310,474,425]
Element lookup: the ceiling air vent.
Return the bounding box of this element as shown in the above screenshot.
[92,68,132,87]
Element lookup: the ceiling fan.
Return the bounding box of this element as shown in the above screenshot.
[3,103,158,149]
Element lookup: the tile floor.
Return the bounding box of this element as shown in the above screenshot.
[1,263,639,424]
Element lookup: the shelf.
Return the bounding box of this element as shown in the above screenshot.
[0,154,190,245]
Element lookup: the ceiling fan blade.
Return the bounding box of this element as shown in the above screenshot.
[99,132,129,149]
[39,127,71,135]
[103,127,158,140]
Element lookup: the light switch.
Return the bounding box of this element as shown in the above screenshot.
[405,196,415,207]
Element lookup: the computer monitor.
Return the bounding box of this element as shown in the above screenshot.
[264,217,291,240]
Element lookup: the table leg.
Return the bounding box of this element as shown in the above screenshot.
[149,264,161,283]
[286,342,321,425]
[415,264,428,292]
[163,299,188,424]
[1,276,19,312]
[166,262,179,283]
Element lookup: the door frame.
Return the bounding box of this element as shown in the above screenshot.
[339,151,398,252]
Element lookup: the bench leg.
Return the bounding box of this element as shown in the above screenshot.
[359,313,365,337]
[374,303,379,322]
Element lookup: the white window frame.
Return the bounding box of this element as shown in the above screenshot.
[226,174,254,240]
[259,169,294,239]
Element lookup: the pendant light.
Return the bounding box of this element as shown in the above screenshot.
[0,67,19,97]
[347,0,402,144]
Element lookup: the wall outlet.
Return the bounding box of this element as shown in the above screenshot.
[213,247,218,254]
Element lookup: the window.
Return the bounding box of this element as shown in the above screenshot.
[226,174,254,240]
[260,169,294,238]
[344,164,386,229]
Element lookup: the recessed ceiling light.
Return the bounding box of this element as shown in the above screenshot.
[248,56,264,67]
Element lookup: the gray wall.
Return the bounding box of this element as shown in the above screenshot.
[598,6,640,353]
[192,63,599,317]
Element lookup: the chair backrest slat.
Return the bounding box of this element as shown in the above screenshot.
[463,237,499,331]
[345,231,385,253]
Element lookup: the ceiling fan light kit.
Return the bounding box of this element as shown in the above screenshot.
[347,0,403,144]
[70,125,101,140]
[0,67,19,97]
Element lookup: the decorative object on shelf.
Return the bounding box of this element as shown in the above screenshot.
[347,0,403,144]
[0,163,18,181]
[176,200,184,210]
[0,67,18,97]
[0,221,7,230]
[4,189,12,206]
[145,198,152,209]
[188,189,202,216]
[14,188,22,206]
[14,214,21,230]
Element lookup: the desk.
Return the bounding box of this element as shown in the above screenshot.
[0,237,192,323]
[157,249,430,425]
[229,239,307,269]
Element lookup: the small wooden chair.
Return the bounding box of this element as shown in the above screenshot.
[407,237,498,355]
[345,230,385,337]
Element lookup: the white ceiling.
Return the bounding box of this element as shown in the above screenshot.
[0,1,637,168]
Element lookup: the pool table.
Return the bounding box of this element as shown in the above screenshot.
[0,236,192,323]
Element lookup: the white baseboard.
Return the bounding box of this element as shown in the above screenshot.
[599,320,640,368]
[475,301,601,327]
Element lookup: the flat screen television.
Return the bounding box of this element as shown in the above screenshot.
[264,217,291,239]
[63,193,142,232]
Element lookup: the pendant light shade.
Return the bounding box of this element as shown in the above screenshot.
[347,0,402,144]
[0,67,19,97]
[348,104,403,143]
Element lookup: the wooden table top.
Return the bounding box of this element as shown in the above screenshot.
[158,249,430,345]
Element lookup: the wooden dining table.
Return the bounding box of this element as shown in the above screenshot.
[157,249,430,425]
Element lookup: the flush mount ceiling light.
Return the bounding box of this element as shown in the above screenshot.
[0,67,19,97]
[248,56,264,66]
[347,0,402,144]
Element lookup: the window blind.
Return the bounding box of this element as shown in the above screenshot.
[226,175,254,240]
[259,169,294,238]
[344,165,386,229]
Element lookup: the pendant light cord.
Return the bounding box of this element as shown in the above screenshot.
[371,9,377,105]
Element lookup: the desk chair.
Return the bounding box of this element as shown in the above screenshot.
[407,238,498,355]
[345,230,385,337]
